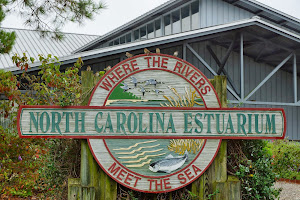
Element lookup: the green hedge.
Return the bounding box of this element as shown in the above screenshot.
[266,139,300,180]
[228,140,281,200]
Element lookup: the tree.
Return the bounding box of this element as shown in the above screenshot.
[0,0,105,54]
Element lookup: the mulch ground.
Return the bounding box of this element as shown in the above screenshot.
[274,181,300,200]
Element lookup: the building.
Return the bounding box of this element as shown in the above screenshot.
[5,0,300,140]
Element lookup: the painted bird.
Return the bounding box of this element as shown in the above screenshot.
[173,51,178,57]
[104,66,111,72]
[126,52,133,58]
[144,48,151,55]
[145,79,157,87]
[130,76,138,87]
[153,89,163,95]
[156,48,161,54]
[140,86,147,96]
[120,82,131,92]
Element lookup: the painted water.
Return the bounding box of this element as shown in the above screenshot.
[105,139,204,176]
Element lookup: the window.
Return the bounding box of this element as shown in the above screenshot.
[191,1,199,30]
[164,14,171,35]
[113,38,120,45]
[147,23,154,39]
[155,19,161,37]
[134,29,139,41]
[181,5,191,32]
[120,36,125,44]
[172,9,181,34]
[100,0,201,48]
[140,26,147,40]
[126,33,131,43]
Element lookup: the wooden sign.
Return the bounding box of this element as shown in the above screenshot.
[17,54,286,193]
[19,106,284,139]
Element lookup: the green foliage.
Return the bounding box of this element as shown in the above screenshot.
[187,190,199,199]
[128,191,138,200]
[0,53,84,198]
[0,0,7,22]
[0,127,48,197]
[0,30,16,53]
[0,0,15,53]
[11,53,83,107]
[266,139,300,180]
[98,71,105,77]
[0,0,105,53]
[228,140,281,200]
[37,139,81,199]
[207,189,220,200]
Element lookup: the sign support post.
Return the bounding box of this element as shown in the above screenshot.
[198,76,240,199]
[191,76,240,200]
[69,71,118,200]
[211,76,228,183]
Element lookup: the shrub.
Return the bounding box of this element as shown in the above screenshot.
[228,140,281,200]
[0,53,84,198]
[0,127,48,197]
[266,139,300,180]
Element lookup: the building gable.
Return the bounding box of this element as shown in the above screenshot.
[77,0,256,52]
[200,0,253,28]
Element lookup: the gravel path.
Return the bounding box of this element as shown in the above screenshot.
[274,181,300,200]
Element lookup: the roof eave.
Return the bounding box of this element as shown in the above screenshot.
[242,0,300,24]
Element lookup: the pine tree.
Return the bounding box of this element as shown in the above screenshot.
[0,0,16,53]
[0,0,105,54]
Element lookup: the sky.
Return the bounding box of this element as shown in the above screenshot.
[1,0,300,36]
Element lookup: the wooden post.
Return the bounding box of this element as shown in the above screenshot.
[68,178,82,200]
[191,76,240,200]
[68,71,117,200]
[211,75,227,183]
[81,71,117,200]
[212,76,240,200]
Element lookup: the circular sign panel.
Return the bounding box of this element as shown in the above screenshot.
[88,54,222,193]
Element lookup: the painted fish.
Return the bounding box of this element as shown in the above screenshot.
[149,151,188,173]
